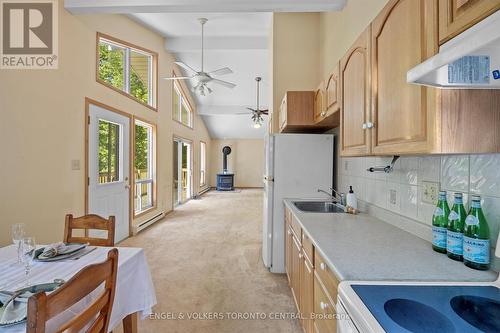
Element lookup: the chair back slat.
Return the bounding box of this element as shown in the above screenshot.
[64,214,115,247]
[27,249,118,333]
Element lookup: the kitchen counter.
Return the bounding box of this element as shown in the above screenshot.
[283,199,498,282]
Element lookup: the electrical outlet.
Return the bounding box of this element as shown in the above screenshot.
[390,189,397,205]
[422,181,439,204]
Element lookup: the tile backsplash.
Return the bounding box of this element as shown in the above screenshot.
[337,154,500,269]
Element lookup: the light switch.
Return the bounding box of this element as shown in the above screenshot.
[71,159,81,171]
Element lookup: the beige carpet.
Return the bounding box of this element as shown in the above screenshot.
[118,189,302,333]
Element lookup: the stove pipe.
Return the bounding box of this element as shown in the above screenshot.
[222,146,232,173]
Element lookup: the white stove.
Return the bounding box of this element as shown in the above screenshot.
[337,237,500,333]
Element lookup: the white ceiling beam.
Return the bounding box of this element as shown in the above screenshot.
[65,0,347,14]
[197,105,269,116]
[165,36,267,53]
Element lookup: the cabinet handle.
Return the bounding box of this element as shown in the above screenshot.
[320,111,326,117]
[362,123,367,129]
[287,230,291,235]
[302,233,305,240]
[366,122,374,129]
[320,262,326,270]
[299,253,303,259]
[320,301,329,310]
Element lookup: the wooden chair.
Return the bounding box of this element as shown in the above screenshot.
[27,248,119,333]
[64,214,116,247]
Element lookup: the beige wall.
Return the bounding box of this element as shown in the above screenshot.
[270,13,321,133]
[210,139,264,188]
[319,0,389,78]
[0,2,211,246]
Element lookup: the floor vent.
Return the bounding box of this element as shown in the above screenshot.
[136,212,165,233]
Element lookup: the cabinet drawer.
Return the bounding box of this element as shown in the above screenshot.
[313,275,337,333]
[301,231,314,264]
[314,251,339,304]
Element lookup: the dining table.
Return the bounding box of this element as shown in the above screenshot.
[0,244,157,332]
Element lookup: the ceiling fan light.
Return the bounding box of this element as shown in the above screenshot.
[253,122,262,129]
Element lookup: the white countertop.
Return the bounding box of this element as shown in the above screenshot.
[284,199,498,282]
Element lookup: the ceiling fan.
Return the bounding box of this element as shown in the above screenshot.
[236,77,268,128]
[163,18,236,96]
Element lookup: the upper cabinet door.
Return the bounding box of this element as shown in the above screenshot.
[439,0,500,44]
[326,62,340,113]
[340,26,371,156]
[313,82,325,123]
[371,0,438,155]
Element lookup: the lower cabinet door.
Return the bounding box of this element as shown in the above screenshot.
[301,257,314,333]
[313,275,337,333]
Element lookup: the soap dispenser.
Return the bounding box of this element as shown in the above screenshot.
[346,186,358,210]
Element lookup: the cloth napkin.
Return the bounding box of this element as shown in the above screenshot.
[38,242,86,260]
[0,291,32,325]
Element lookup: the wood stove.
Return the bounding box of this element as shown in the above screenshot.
[216,146,234,191]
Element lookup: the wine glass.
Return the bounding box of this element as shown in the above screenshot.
[20,237,36,287]
[11,223,25,264]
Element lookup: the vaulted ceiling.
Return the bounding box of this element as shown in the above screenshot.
[65,0,348,138]
[131,12,272,138]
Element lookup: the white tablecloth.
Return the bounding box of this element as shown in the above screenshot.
[0,245,156,332]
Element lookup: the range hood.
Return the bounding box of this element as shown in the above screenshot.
[407,10,500,89]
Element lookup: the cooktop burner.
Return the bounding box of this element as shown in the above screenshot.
[352,285,500,333]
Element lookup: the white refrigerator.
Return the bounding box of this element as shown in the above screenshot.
[262,133,334,273]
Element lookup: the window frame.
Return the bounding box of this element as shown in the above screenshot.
[96,32,158,112]
[200,141,207,187]
[172,79,194,129]
[133,118,157,217]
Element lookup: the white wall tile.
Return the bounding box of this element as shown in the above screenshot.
[470,154,500,198]
[441,155,469,192]
[400,157,419,185]
[350,157,366,178]
[419,156,441,184]
[480,196,500,247]
[386,157,402,184]
[401,184,418,221]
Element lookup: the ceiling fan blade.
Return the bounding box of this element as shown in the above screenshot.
[260,109,269,114]
[208,67,233,76]
[235,112,252,115]
[163,76,192,80]
[174,61,198,75]
[211,79,236,89]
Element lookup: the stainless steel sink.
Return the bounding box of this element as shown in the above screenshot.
[293,201,345,213]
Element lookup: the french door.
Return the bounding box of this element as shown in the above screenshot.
[87,102,130,243]
[173,138,192,206]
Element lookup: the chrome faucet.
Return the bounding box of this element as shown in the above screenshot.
[317,187,346,206]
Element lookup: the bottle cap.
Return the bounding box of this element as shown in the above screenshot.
[454,192,463,198]
[471,195,481,201]
[349,186,354,194]
[439,190,446,195]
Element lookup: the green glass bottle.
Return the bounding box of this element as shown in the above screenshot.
[464,195,490,270]
[432,191,450,253]
[447,192,466,261]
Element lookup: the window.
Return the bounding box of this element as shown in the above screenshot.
[98,119,121,184]
[97,33,157,110]
[200,141,207,187]
[134,120,155,215]
[172,81,193,127]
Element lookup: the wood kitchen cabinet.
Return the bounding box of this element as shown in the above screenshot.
[279,91,315,133]
[314,63,341,128]
[285,207,338,333]
[438,0,500,44]
[340,26,372,156]
[370,0,439,155]
[313,82,325,123]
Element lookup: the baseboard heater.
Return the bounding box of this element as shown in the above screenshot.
[136,211,165,234]
[199,187,210,195]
